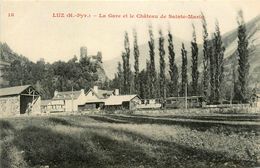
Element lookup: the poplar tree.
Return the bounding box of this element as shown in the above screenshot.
[122,52,127,94]
[146,60,151,98]
[237,10,250,103]
[139,70,147,99]
[168,30,179,97]
[116,62,123,93]
[180,43,188,97]
[159,29,166,99]
[209,39,215,103]
[133,29,140,95]
[123,31,131,94]
[190,24,199,96]
[213,20,225,103]
[201,12,210,102]
[148,25,156,98]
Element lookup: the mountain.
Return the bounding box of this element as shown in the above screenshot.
[0,42,30,86]
[103,15,260,88]
[221,15,260,87]
[0,42,28,63]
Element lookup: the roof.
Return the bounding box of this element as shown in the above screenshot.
[52,90,82,100]
[105,95,139,106]
[80,98,105,105]
[0,85,33,97]
[87,88,114,99]
[41,99,52,106]
[166,96,203,100]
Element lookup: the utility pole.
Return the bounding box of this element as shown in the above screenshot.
[230,77,234,106]
[185,83,188,111]
[32,91,35,114]
[71,85,74,113]
[230,60,236,105]
[163,85,166,110]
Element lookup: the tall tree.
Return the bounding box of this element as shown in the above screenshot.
[116,62,124,93]
[213,20,225,103]
[148,25,157,98]
[168,29,178,97]
[159,29,166,99]
[180,43,188,97]
[133,29,140,95]
[122,52,127,94]
[209,39,215,103]
[236,10,250,103]
[201,12,210,102]
[190,24,199,96]
[139,70,147,99]
[146,60,151,98]
[173,65,179,96]
[122,31,131,94]
[231,57,238,103]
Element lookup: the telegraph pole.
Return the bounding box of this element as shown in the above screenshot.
[230,59,236,105]
[163,85,166,110]
[71,85,74,113]
[185,83,188,111]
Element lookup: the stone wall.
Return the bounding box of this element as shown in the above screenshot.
[0,95,20,116]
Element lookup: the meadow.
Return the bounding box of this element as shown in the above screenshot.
[0,112,259,168]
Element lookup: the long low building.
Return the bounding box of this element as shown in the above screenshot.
[41,86,118,113]
[165,96,203,108]
[104,95,141,110]
[41,86,142,112]
[41,89,86,113]
[0,85,41,116]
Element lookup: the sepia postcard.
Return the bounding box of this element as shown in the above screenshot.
[0,0,260,167]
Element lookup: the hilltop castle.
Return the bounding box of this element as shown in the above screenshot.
[80,46,102,63]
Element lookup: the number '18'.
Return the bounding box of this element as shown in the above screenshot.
[8,13,14,17]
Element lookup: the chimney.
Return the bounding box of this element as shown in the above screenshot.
[54,90,58,97]
[114,89,119,96]
[93,86,98,93]
[81,89,84,94]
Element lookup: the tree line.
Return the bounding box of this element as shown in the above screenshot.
[112,10,250,104]
[2,55,101,99]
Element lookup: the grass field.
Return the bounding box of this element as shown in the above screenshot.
[0,112,259,168]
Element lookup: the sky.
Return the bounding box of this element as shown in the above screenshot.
[1,0,259,63]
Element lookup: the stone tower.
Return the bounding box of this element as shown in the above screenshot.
[80,46,88,58]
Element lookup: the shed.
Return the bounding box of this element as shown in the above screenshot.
[78,99,105,111]
[0,85,41,116]
[82,86,118,111]
[104,95,141,110]
[165,96,203,108]
[137,99,162,109]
